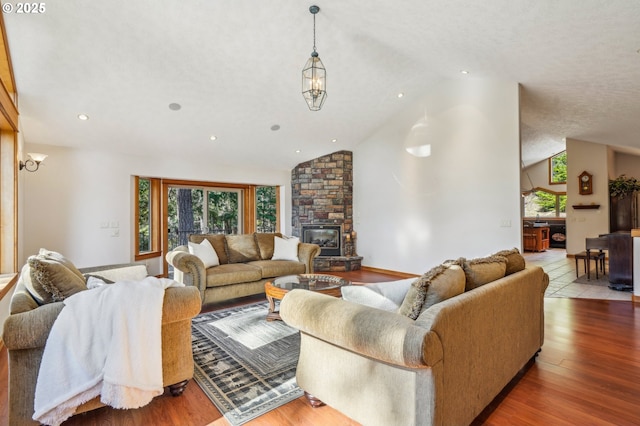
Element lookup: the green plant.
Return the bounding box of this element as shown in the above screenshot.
[609,174,640,198]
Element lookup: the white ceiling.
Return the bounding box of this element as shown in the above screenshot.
[5,0,640,170]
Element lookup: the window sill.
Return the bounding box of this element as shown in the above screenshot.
[0,273,18,301]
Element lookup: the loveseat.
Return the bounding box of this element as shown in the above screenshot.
[281,249,549,426]
[3,253,201,426]
[166,232,321,307]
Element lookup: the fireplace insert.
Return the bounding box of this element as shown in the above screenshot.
[301,225,341,256]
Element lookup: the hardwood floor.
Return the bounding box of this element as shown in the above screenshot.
[2,264,639,426]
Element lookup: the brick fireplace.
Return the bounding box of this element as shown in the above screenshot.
[291,150,362,271]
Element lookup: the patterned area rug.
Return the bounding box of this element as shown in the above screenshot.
[191,301,302,426]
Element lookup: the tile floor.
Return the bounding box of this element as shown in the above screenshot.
[524,248,632,301]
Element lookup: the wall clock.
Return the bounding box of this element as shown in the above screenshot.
[578,171,593,195]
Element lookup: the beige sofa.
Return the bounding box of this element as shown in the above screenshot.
[166,232,321,307]
[281,251,549,426]
[3,259,201,426]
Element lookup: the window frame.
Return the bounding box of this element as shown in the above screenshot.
[134,177,279,276]
[548,151,567,185]
[134,176,161,261]
[522,187,567,218]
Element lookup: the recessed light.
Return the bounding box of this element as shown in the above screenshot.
[270,124,281,131]
[168,103,181,111]
[77,114,89,120]
[460,70,470,75]
[331,138,337,143]
[210,135,217,141]
[397,93,404,98]
[295,149,302,154]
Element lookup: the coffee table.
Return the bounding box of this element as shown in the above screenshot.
[264,273,351,321]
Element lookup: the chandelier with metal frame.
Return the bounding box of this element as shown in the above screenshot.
[302,5,327,111]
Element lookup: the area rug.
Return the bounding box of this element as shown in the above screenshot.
[191,301,302,426]
[573,271,610,286]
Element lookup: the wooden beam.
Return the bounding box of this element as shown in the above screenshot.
[0,11,17,131]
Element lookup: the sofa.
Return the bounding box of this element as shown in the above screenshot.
[166,232,321,307]
[281,249,549,426]
[3,253,201,426]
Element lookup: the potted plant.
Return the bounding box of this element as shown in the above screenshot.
[609,174,640,198]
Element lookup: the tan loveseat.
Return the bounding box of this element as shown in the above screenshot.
[166,232,321,307]
[3,260,201,426]
[281,251,549,426]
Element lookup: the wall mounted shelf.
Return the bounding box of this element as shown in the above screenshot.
[572,204,600,210]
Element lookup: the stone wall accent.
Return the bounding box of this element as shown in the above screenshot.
[291,150,353,248]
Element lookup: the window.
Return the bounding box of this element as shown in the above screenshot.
[166,185,242,250]
[549,151,567,184]
[256,186,278,233]
[523,188,566,218]
[135,177,160,259]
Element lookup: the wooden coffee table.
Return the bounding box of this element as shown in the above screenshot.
[264,273,351,321]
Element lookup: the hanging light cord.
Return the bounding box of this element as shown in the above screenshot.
[312,12,317,54]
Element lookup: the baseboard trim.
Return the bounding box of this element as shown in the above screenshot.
[633,294,640,304]
[360,265,418,279]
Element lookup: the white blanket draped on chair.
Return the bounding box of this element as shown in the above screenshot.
[33,276,183,426]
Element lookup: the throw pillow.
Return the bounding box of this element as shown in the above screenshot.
[28,251,87,303]
[19,263,47,305]
[86,275,112,289]
[492,248,526,275]
[254,232,283,260]
[188,238,220,268]
[225,234,261,263]
[398,263,466,320]
[342,278,414,311]
[37,248,85,282]
[271,236,300,261]
[189,234,229,264]
[462,255,508,291]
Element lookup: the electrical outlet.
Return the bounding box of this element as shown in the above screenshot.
[500,219,512,227]
[111,229,120,237]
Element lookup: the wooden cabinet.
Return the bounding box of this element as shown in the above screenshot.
[523,226,550,252]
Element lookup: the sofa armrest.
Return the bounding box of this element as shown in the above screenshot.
[166,246,207,303]
[2,302,65,350]
[280,289,442,368]
[162,286,202,323]
[297,243,321,273]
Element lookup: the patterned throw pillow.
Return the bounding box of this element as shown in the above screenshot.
[27,249,87,304]
[398,263,466,320]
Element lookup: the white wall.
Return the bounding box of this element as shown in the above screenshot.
[20,144,291,270]
[353,79,521,274]
[565,138,609,254]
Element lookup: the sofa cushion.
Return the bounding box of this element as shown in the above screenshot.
[342,278,415,311]
[254,232,283,260]
[492,248,525,275]
[462,255,508,291]
[188,238,220,268]
[398,264,465,320]
[272,236,300,261]
[189,234,229,264]
[225,234,261,263]
[27,250,87,304]
[248,260,306,279]
[205,263,262,287]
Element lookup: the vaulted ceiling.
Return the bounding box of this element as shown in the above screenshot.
[5,1,640,170]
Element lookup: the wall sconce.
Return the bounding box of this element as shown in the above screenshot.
[19,152,48,172]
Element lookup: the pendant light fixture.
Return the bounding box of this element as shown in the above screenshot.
[302,5,327,111]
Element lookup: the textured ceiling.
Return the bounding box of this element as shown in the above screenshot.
[5,0,640,170]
